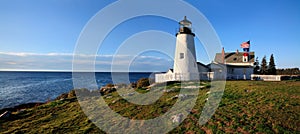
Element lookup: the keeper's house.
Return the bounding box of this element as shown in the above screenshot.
[213,48,255,80]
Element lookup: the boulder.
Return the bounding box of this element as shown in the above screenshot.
[171,113,184,123]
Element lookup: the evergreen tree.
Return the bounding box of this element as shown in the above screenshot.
[253,57,260,74]
[276,68,300,75]
[260,56,268,75]
[268,54,276,75]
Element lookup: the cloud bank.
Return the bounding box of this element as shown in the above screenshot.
[0,52,172,72]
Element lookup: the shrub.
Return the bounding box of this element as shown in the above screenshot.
[136,78,150,89]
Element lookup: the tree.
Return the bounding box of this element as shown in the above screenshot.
[253,57,260,74]
[260,56,268,75]
[268,54,276,75]
[276,68,300,75]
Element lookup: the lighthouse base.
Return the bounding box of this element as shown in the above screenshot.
[155,72,203,83]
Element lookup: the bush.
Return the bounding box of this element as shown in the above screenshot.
[136,78,150,89]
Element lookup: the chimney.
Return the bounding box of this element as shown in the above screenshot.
[236,49,239,54]
[221,47,225,63]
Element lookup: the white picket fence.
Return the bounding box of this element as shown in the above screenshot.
[251,74,282,81]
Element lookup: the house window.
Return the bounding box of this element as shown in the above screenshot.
[180,53,184,59]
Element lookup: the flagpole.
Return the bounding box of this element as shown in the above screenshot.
[240,40,251,79]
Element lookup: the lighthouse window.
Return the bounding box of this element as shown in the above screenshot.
[180,53,184,59]
[243,57,248,62]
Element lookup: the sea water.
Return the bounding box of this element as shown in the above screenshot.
[0,72,151,109]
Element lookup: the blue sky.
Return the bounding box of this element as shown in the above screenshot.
[0,0,299,72]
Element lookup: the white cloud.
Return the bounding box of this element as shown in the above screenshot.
[0,52,131,57]
[0,52,172,72]
[5,62,17,65]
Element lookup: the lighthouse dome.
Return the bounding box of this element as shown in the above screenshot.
[179,16,192,28]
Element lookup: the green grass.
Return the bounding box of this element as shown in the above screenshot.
[0,81,299,133]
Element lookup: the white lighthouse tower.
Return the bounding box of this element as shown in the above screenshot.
[173,16,199,81]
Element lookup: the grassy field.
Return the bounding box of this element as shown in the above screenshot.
[0,80,299,133]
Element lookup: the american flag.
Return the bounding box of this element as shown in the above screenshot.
[243,52,249,56]
[240,40,250,48]
[243,48,250,52]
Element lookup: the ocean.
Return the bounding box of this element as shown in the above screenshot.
[0,71,152,109]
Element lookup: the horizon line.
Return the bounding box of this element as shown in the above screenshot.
[0,69,159,73]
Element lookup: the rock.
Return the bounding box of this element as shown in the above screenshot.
[68,90,76,98]
[106,96,112,99]
[172,94,188,100]
[112,99,120,104]
[55,93,68,100]
[120,92,135,97]
[100,87,116,95]
[127,92,135,96]
[183,85,205,89]
[16,109,26,114]
[115,83,128,89]
[171,113,184,123]
[164,89,176,93]
[0,111,11,119]
[130,82,137,88]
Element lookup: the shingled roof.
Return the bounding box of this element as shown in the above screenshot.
[214,52,255,63]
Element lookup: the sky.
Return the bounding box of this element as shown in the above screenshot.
[0,0,299,72]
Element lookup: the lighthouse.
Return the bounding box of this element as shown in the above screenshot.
[173,16,199,81]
